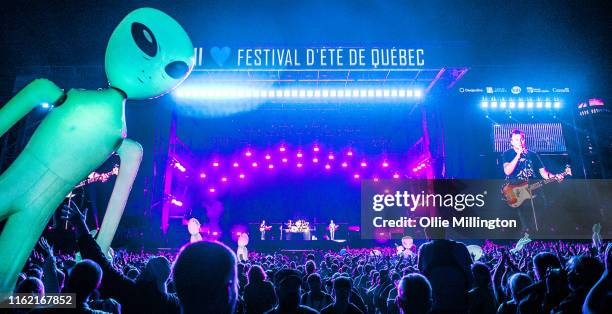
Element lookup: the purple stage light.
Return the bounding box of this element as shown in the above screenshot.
[268,164,274,169]
[221,177,228,182]
[174,161,186,172]
[348,226,361,232]
[312,158,319,163]
[297,163,303,168]
[341,162,348,168]
[313,146,320,152]
[212,231,219,236]
[233,162,239,167]
[393,173,400,179]
[325,164,331,170]
[382,161,389,168]
[328,154,334,160]
[373,177,379,182]
[171,199,183,207]
[252,162,258,167]
[200,173,206,178]
[353,173,360,179]
[239,173,245,179]
[347,151,353,156]
[279,146,286,152]
[213,162,219,167]
[360,162,367,167]
[245,151,252,157]
[265,154,271,160]
[282,158,288,163]
[297,152,303,158]
[209,187,216,193]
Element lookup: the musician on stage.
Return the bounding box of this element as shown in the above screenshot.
[259,220,270,240]
[328,220,338,240]
[502,129,564,232]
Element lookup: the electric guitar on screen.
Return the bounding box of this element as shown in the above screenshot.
[502,165,572,208]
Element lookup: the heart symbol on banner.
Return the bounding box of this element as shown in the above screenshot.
[210,46,231,67]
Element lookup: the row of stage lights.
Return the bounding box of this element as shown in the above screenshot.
[480,97,562,110]
[170,145,430,195]
[174,87,423,100]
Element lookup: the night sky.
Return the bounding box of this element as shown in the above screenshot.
[1,0,609,97]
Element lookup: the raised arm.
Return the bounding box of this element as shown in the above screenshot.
[0,78,63,137]
[39,238,60,293]
[583,243,611,314]
[96,139,143,254]
[62,205,138,300]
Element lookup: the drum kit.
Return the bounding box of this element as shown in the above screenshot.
[287,219,310,232]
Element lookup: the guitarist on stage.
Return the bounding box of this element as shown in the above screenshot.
[503,129,565,232]
[259,220,271,240]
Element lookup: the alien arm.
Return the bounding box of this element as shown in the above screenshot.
[0,79,63,137]
[95,139,143,254]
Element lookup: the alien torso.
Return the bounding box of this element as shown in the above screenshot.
[24,88,126,184]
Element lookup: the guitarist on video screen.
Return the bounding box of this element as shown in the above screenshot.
[503,129,565,232]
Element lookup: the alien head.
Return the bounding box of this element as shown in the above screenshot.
[105,8,194,100]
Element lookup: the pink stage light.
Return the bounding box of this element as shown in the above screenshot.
[347,151,353,156]
[239,173,245,179]
[328,154,334,160]
[245,151,252,157]
[341,162,348,168]
[265,154,271,160]
[279,146,286,152]
[174,162,186,172]
[233,162,239,167]
[373,177,379,182]
[313,146,320,152]
[252,162,258,167]
[353,173,360,179]
[297,163,303,168]
[171,199,183,207]
[347,226,361,232]
[297,152,303,158]
[221,177,228,182]
[393,173,400,179]
[200,173,206,178]
[268,164,274,169]
[282,158,288,163]
[360,162,367,167]
[325,164,331,170]
[312,158,319,163]
[382,161,389,167]
[209,187,216,193]
[212,231,219,236]
[213,162,219,167]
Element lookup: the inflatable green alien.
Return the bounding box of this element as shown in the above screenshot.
[0,8,194,293]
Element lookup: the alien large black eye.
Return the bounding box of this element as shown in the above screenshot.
[165,61,189,79]
[131,22,157,57]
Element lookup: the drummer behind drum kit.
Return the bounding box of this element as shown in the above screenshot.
[287,219,310,232]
